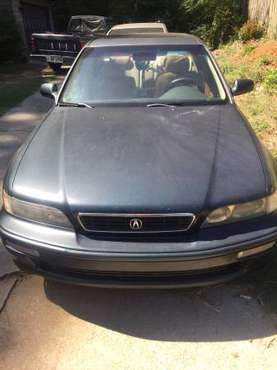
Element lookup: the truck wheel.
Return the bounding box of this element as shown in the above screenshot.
[48,63,62,73]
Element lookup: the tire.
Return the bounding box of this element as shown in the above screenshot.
[48,63,62,73]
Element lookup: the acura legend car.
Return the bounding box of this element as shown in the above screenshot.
[0,33,276,288]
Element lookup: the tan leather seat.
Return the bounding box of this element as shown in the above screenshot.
[155,56,190,97]
[93,59,136,100]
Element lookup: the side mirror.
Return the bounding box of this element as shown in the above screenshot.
[40,83,58,100]
[231,79,254,96]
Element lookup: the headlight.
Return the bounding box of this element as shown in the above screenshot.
[3,191,72,229]
[204,190,277,226]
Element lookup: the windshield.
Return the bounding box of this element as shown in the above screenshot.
[61,45,227,106]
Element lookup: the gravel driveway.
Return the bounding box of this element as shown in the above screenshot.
[0,91,277,370]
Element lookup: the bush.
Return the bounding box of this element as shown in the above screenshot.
[0,16,25,62]
[238,20,264,42]
[179,0,246,49]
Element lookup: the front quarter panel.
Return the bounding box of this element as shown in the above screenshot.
[10,108,67,207]
[261,144,277,192]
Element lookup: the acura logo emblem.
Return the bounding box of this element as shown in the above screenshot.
[129,218,143,230]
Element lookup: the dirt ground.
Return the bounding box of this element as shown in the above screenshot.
[230,40,277,67]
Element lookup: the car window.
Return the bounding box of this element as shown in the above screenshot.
[68,19,83,33]
[61,45,227,106]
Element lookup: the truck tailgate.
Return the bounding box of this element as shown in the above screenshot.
[32,33,81,58]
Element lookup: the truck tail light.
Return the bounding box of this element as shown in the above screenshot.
[31,36,36,52]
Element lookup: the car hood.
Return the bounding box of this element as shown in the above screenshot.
[12,105,270,213]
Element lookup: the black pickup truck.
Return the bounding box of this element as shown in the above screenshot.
[31,15,110,71]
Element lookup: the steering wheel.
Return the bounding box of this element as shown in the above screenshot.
[169,77,195,89]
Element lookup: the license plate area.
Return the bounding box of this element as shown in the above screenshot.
[46,55,63,63]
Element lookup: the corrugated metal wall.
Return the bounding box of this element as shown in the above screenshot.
[248,0,277,38]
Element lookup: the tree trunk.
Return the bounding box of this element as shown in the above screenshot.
[248,0,277,38]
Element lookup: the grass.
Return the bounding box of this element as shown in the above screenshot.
[243,44,256,55]
[264,69,277,92]
[215,39,277,159]
[0,78,44,116]
[0,62,57,116]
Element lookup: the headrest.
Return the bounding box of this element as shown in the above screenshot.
[165,56,190,75]
[111,56,134,70]
[100,58,133,77]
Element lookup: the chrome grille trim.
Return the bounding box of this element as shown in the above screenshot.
[77,213,196,233]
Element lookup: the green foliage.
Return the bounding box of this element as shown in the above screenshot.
[50,0,246,48]
[238,20,264,42]
[0,16,25,62]
[178,0,246,48]
[50,0,183,32]
[258,56,272,66]
[263,69,277,92]
[251,120,270,133]
[243,44,256,55]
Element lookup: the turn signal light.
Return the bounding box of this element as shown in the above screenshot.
[237,242,275,259]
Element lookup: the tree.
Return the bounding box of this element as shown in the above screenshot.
[50,0,246,48]
[178,0,246,48]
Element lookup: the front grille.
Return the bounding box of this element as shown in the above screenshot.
[78,213,196,233]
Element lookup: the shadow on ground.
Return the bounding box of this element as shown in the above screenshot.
[44,263,277,342]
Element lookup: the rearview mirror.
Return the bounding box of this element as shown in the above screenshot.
[40,83,58,100]
[231,79,254,96]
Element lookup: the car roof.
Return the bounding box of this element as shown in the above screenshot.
[71,15,107,20]
[110,22,166,30]
[87,33,203,48]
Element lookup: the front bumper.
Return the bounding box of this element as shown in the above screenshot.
[1,212,277,288]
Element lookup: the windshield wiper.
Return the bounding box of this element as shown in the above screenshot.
[58,102,94,108]
[146,103,177,108]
